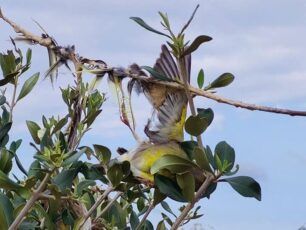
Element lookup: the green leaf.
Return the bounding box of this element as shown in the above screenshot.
[157,221,166,230]
[0,51,16,77]
[101,201,127,229]
[17,72,39,101]
[141,66,173,81]
[137,197,145,212]
[0,96,6,106]
[33,203,56,230]
[63,147,87,167]
[0,148,13,174]
[185,115,208,136]
[76,179,96,196]
[197,108,214,127]
[0,170,29,198]
[156,220,167,230]
[130,17,171,38]
[154,174,187,202]
[161,201,176,218]
[0,122,12,141]
[26,48,32,65]
[150,154,197,174]
[28,160,43,180]
[214,141,235,173]
[107,164,123,187]
[0,193,14,228]
[197,69,204,88]
[93,144,111,164]
[142,220,154,230]
[130,210,139,230]
[153,188,166,206]
[52,116,68,134]
[180,141,198,160]
[205,73,234,90]
[193,147,212,173]
[205,145,216,170]
[222,176,261,201]
[176,172,195,202]
[26,120,41,144]
[53,162,82,191]
[158,12,170,28]
[182,35,212,56]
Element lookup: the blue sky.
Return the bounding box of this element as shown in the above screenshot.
[1,0,306,229]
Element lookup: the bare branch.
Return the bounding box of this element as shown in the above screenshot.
[1,9,306,117]
[0,8,53,48]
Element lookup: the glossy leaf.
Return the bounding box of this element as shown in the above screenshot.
[76,179,96,196]
[17,72,39,101]
[0,96,6,106]
[0,193,14,228]
[62,147,87,167]
[26,120,40,144]
[141,66,172,81]
[214,141,235,173]
[130,17,171,38]
[161,201,176,217]
[197,69,204,88]
[182,35,212,56]
[150,154,197,174]
[205,73,234,90]
[193,147,212,173]
[0,122,12,141]
[0,170,29,198]
[93,144,111,164]
[180,141,198,160]
[153,188,166,206]
[197,108,214,127]
[185,115,208,136]
[222,176,261,201]
[107,164,123,187]
[177,172,195,202]
[130,210,139,230]
[154,174,186,202]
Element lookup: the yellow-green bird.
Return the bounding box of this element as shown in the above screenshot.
[117,44,191,185]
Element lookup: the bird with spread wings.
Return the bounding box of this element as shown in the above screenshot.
[116,44,191,185]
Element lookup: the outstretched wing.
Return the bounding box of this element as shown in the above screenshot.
[144,45,191,143]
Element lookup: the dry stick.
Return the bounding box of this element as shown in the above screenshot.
[178,57,203,148]
[1,10,306,117]
[80,186,114,228]
[127,73,306,117]
[136,203,155,230]
[170,175,214,230]
[95,192,123,219]
[9,172,52,230]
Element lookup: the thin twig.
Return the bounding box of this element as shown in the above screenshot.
[170,175,214,230]
[126,73,306,117]
[178,57,204,147]
[9,80,18,122]
[136,202,155,230]
[80,186,114,228]
[95,192,123,220]
[9,172,52,230]
[179,4,200,36]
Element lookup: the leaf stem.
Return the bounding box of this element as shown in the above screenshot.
[80,186,114,228]
[136,202,154,230]
[9,79,18,122]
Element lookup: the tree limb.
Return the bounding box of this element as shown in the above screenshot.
[1,8,306,117]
